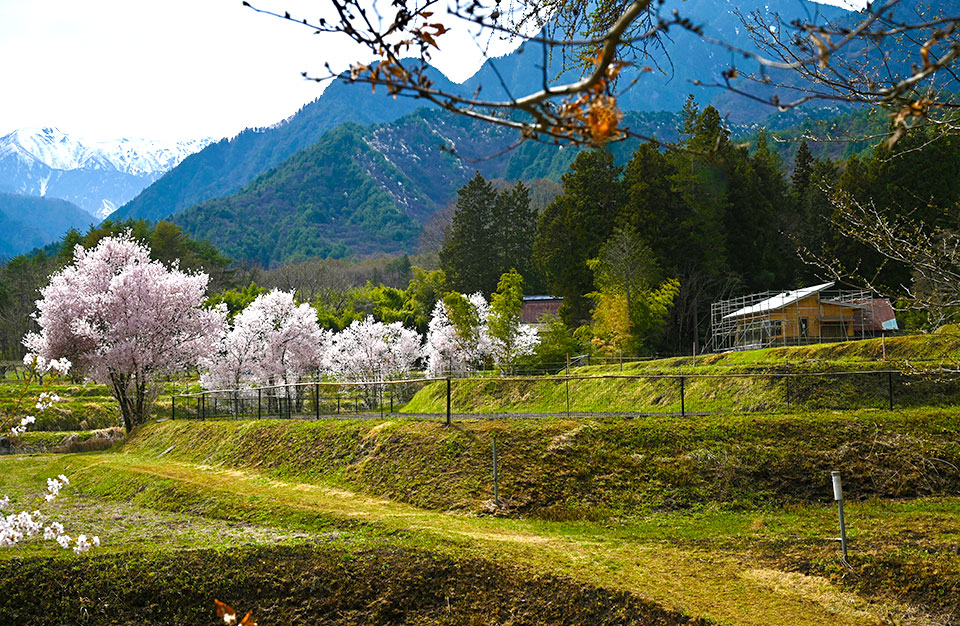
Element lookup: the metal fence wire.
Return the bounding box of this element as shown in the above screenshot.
[170,369,960,423]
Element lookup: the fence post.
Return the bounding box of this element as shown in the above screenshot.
[171,395,176,420]
[493,436,500,508]
[679,376,685,417]
[196,396,200,420]
[785,374,790,413]
[257,388,262,419]
[337,393,340,414]
[316,383,320,420]
[887,371,894,410]
[201,393,205,421]
[390,388,393,413]
[446,377,451,426]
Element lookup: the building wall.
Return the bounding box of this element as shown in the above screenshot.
[735,294,857,345]
[521,299,563,324]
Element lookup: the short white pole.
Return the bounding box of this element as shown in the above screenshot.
[832,471,849,561]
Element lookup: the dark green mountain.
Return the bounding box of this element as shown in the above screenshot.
[170,109,685,266]
[0,193,94,259]
[110,72,461,223]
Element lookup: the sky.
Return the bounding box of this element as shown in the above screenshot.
[0,0,865,144]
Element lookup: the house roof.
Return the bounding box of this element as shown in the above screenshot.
[522,295,563,302]
[723,282,835,320]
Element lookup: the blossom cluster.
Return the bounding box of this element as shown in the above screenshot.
[322,317,421,382]
[0,475,100,553]
[36,392,61,412]
[22,353,71,378]
[200,290,540,388]
[10,415,36,436]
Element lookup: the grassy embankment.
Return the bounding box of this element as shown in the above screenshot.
[404,332,960,415]
[2,335,960,624]
[0,378,199,433]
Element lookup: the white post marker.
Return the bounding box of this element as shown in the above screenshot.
[832,471,849,561]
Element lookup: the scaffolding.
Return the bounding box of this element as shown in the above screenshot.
[710,283,891,352]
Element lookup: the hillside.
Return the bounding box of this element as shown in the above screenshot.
[109,71,462,224]
[169,109,681,265]
[0,192,94,258]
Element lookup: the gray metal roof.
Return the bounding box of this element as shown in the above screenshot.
[723,282,835,320]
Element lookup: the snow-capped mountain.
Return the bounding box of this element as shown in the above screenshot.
[0,127,211,219]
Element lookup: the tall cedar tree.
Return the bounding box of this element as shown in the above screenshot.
[440,173,538,296]
[534,150,625,325]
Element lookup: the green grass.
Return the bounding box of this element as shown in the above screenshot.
[2,449,955,625]
[0,378,200,432]
[405,336,960,416]
[114,410,960,521]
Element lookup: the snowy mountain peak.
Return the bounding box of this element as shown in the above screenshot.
[0,128,214,219]
[0,127,212,176]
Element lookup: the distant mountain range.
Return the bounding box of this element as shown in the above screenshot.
[0,192,94,258]
[113,0,854,230]
[0,127,210,219]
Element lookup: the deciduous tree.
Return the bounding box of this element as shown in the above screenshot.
[25,234,224,431]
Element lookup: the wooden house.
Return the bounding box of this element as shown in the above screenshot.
[711,282,898,351]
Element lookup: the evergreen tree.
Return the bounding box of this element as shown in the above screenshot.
[534,150,625,325]
[439,172,498,294]
[792,140,814,196]
[439,173,539,296]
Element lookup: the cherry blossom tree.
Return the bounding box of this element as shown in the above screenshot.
[422,293,494,376]
[202,289,323,392]
[24,233,224,432]
[323,317,421,382]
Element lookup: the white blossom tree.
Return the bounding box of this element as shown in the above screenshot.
[422,293,494,376]
[24,233,224,432]
[201,289,323,392]
[324,317,421,382]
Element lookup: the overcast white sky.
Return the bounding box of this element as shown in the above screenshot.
[0,0,865,143]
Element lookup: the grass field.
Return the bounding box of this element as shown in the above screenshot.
[2,335,960,624]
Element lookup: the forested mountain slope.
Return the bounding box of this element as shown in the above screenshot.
[170,109,684,266]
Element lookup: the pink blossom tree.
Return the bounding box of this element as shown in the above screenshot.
[24,233,224,432]
[202,289,322,392]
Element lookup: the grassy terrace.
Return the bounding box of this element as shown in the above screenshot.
[2,335,959,624]
[404,332,960,416]
[2,407,960,624]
